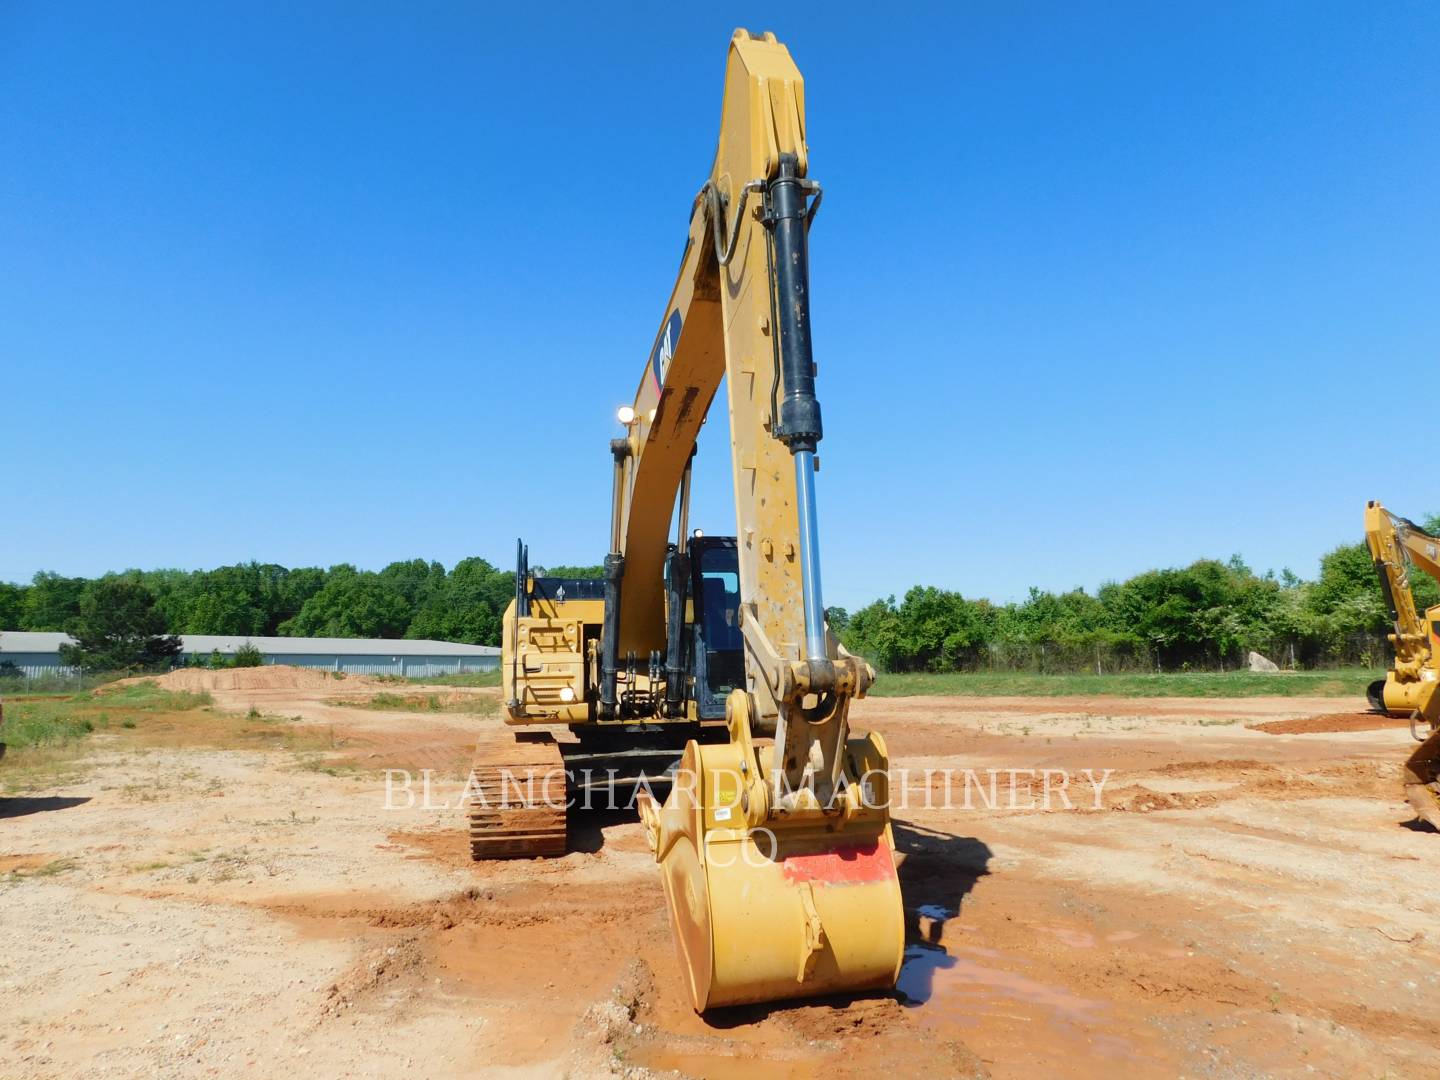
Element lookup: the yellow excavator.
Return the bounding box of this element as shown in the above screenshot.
[466,31,904,1010]
[1365,500,1440,829]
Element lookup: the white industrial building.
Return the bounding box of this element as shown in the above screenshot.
[0,631,500,680]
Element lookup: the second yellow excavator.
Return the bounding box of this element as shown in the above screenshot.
[465,30,904,1011]
[1365,500,1440,829]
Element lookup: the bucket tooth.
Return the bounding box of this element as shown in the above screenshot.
[797,881,825,982]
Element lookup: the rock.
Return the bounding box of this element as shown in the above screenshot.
[1247,651,1280,673]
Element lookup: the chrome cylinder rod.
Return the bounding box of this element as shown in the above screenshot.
[794,449,827,660]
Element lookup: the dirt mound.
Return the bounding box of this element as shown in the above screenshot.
[1106,785,1219,813]
[103,665,380,694]
[1251,712,1411,735]
[318,936,424,1018]
[1109,757,1399,807]
[1155,758,1271,778]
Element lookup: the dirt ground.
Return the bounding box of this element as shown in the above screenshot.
[2,670,1438,1078]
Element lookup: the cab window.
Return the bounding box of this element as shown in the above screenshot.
[696,546,743,702]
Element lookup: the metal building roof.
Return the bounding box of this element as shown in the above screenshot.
[0,632,77,652]
[0,631,499,657]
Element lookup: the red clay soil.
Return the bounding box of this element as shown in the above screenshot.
[4,687,1437,1078]
[1251,712,1412,735]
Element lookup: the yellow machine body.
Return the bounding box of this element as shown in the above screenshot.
[1373,658,1439,716]
[501,594,605,726]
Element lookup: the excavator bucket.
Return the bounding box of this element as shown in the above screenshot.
[638,709,904,1011]
[1404,728,1440,831]
[1402,670,1440,830]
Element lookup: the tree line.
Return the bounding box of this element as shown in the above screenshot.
[832,525,1440,673]
[1,522,1435,673]
[0,558,547,648]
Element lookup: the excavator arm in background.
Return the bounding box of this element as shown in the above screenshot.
[1365,501,1440,714]
[1365,500,1440,829]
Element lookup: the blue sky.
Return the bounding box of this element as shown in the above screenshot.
[2,2,1437,610]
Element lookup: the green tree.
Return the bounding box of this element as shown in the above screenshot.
[842,597,905,671]
[407,558,513,645]
[1307,542,1384,628]
[278,567,412,638]
[136,567,199,632]
[233,641,265,667]
[22,571,87,631]
[896,586,989,670]
[0,582,25,630]
[1098,560,1269,667]
[59,580,182,671]
[843,587,990,672]
[272,566,327,632]
[379,559,449,608]
[536,564,605,579]
[184,592,253,635]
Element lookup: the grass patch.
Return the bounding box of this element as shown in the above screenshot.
[2,682,213,752]
[2,698,96,749]
[0,678,447,795]
[5,857,79,883]
[866,669,1382,699]
[406,670,501,688]
[294,751,356,777]
[337,691,498,716]
[0,682,222,794]
[0,746,91,793]
[246,706,301,724]
[29,856,78,877]
[95,681,213,710]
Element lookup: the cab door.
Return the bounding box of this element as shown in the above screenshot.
[690,539,743,720]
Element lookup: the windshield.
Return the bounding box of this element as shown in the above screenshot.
[695,544,742,702]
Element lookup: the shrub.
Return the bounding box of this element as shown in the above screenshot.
[232,642,264,668]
